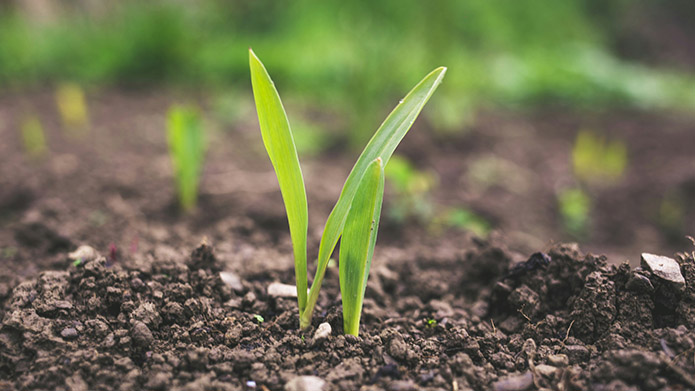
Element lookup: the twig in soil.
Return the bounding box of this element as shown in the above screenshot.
[562,320,575,345]
[490,319,496,334]
[517,306,531,322]
[452,379,458,391]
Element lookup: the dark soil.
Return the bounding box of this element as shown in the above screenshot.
[1,240,694,391]
[1,90,695,390]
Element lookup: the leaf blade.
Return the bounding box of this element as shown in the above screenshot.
[301,66,447,327]
[249,49,308,312]
[339,158,385,336]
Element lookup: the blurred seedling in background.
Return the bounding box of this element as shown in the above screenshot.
[55,83,90,136]
[560,130,627,237]
[20,114,47,159]
[439,207,491,237]
[572,130,628,185]
[384,155,437,222]
[167,105,206,213]
[384,156,491,237]
[558,187,591,238]
[250,49,445,335]
[658,191,687,240]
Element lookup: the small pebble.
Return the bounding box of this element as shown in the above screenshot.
[313,323,332,341]
[68,245,100,263]
[267,282,299,298]
[220,271,244,292]
[641,253,685,288]
[492,371,534,391]
[284,375,326,391]
[61,327,79,340]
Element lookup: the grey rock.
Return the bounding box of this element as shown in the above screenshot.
[641,253,685,287]
[61,327,79,339]
[284,375,326,391]
[492,371,534,391]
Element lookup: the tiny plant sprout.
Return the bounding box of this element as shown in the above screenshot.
[55,83,89,135]
[20,115,47,159]
[166,105,206,212]
[249,48,446,334]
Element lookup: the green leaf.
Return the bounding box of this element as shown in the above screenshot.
[167,105,206,212]
[249,49,309,313]
[339,158,384,336]
[301,66,447,328]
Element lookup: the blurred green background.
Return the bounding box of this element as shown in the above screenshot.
[3,0,695,143]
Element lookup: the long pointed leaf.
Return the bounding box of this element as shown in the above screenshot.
[340,158,384,336]
[301,66,447,328]
[249,49,308,312]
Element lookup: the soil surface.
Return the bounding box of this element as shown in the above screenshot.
[1,239,695,391]
[1,90,695,390]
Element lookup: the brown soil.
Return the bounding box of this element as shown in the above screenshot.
[1,89,694,390]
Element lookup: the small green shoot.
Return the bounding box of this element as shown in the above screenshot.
[20,115,47,159]
[572,130,627,185]
[253,314,264,323]
[55,83,89,136]
[426,318,438,328]
[72,258,83,267]
[249,49,446,333]
[558,187,590,237]
[167,105,207,212]
[384,155,436,222]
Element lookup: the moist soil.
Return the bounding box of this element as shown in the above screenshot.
[1,240,695,391]
[1,90,695,390]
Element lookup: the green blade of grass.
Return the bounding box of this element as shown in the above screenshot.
[167,105,206,212]
[339,158,384,336]
[249,49,309,312]
[300,66,447,328]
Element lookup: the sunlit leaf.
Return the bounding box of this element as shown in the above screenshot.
[249,49,309,312]
[339,158,384,336]
[301,66,447,328]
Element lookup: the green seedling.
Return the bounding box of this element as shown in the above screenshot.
[443,207,491,237]
[249,49,446,334]
[384,155,437,222]
[558,187,590,237]
[167,105,206,212]
[253,314,264,323]
[20,115,47,158]
[55,83,89,136]
[572,130,627,185]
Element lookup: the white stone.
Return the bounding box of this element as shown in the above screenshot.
[313,322,332,340]
[219,272,244,292]
[68,245,100,263]
[267,282,299,298]
[641,253,685,287]
[284,376,326,391]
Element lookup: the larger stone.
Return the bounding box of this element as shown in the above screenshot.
[641,253,685,288]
